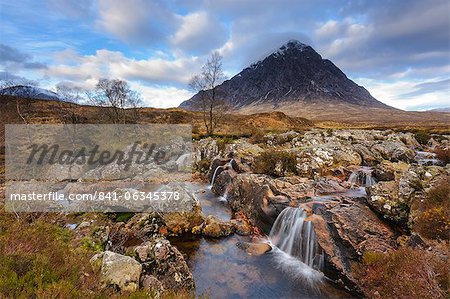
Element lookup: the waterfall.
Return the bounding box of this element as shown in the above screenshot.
[209,159,234,190]
[269,207,324,271]
[209,165,223,189]
[348,166,376,187]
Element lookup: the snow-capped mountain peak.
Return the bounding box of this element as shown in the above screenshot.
[0,85,61,101]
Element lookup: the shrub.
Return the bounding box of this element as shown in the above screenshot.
[414,131,431,145]
[413,182,449,240]
[254,150,297,177]
[0,220,98,298]
[354,248,448,299]
[414,207,449,240]
[196,158,211,174]
[434,148,450,164]
[249,129,266,144]
[216,137,234,153]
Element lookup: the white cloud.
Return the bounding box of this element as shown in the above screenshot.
[357,77,450,111]
[171,11,228,54]
[129,82,193,108]
[46,49,200,85]
[96,0,174,44]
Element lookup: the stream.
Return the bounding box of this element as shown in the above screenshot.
[170,183,353,298]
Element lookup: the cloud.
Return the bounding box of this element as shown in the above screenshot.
[171,11,227,54]
[96,0,175,45]
[314,0,450,77]
[0,44,30,63]
[358,77,450,111]
[129,82,193,108]
[0,43,47,70]
[46,49,200,85]
[44,0,93,19]
[400,79,450,98]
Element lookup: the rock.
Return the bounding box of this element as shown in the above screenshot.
[162,203,204,235]
[373,160,409,181]
[230,219,254,235]
[208,157,230,182]
[353,144,382,166]
[366,181,410,226]
[143,237,195,291]
[100,251,142,292]
[141,275,164,297]
[211,169,236,196]
[314,177,347,194]
[193,138,219,166]
[200,215,235,238]
[236,241,271,256]
[372,141,415,162]
[76,221,91,230]
[135,243,155,263]
[89,252,104,273]
[227,173,314,233]
[125,213,164,239]
[311,198,395,292]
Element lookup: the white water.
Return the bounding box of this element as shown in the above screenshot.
[269,207,324,271]
[209,165,223,189]
[415,151,440,166]
[348,166,376,187]
[209,159,234,192]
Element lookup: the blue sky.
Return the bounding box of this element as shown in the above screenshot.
[0,0,449,110]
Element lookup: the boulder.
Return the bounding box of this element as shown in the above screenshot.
[100,251,142,292]
[372,141,415,162]
[142,237,195,291]
[227,174,314,233]
[141,275,164,297]
[311,198,396,292]
[373,160,409,181]
[236,241,272,256]
[196,215,235,238]
[314,177,347,194]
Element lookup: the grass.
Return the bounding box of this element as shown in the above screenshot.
[413,181,450,240]
[253,150,297,177]
[354,248,448,299]
[0,215,99,298]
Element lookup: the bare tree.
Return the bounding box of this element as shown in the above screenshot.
[56,84,84,104]
[0,78,39,124]
[189,52,227,136]
[87,78,143,124]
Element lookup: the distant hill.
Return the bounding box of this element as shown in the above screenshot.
[428,107,450,113]
[0,85,61,101]
[180,40,395,119]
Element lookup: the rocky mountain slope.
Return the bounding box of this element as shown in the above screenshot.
[0,85,61,101]
[180,40,392,117]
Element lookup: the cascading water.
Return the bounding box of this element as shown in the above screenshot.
[209,159,234,191]
[269,207,324,271]
[348,166,376,187]
[209,165,222,189]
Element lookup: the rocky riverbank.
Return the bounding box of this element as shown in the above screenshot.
[196,129,449,297]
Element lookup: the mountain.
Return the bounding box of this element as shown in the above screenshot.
[1,85,61,101]
[180,40,393,119]
[428,107,450,113]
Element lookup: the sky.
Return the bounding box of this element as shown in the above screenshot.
[0,0,449,111]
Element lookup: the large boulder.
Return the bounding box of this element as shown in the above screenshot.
[194,215,235,237]
[227,174,314,233]
[372,141,415,162]
[308,198,396,292]
[100,251,142,292]
[373,160,410,181]
[135,237,195,291]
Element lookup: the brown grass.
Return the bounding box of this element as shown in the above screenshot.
[354,248,448,299]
